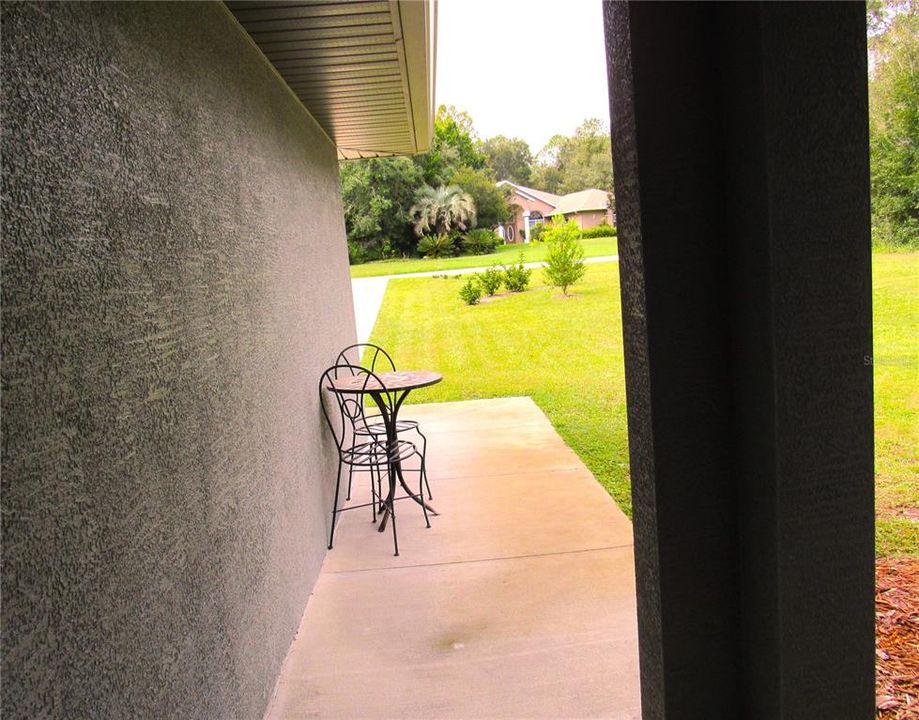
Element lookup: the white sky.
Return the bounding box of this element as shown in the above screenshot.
[435,0,612,155]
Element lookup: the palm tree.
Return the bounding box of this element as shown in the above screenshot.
[410,184,477,237]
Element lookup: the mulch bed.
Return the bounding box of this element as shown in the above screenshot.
[877,556,919,718]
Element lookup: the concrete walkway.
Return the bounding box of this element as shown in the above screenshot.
[351,255,619,345]
[266,397,640,719]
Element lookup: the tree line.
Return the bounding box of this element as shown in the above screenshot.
[868,0,918,249]
[341,106,614,262]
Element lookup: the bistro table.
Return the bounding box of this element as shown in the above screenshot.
[328,369,442,541]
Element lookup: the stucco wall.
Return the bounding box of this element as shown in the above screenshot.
[571,210,614,230]
[1,3,355,718]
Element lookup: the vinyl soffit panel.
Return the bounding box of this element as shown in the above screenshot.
[270,51,400,68]
[226,0,435,159]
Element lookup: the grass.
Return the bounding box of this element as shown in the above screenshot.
[872,253,919,556]
[370,253,918,556]
[349,236,618,278]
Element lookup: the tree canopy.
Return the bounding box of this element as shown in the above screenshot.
[340,104,484,261]
[868,0,918,248]
[410,184,476,237]
[480,135,533,184]
[340,156,422,261]
[449,166,512,229]
[416,105,487,185]
[531,119,614,196]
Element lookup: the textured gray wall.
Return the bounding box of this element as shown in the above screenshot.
[1,3,356,717]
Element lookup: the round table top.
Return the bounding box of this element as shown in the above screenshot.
[328,370,443,394]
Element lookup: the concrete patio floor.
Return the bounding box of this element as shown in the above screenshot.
[266,397,640,719]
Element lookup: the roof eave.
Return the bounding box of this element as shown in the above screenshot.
[226,0,436,160]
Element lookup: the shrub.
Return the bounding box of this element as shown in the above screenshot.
[479,266,503,296]
[458,276,482,305]
[543,220,587,296]
[581,223,617,239]
[417,233,456,258]
[529,223,547,242]
[461,228,501,255]
[347,240,371,265]
[503,253,532,293]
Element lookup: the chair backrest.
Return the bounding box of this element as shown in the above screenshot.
[336,343,397,373]
[318,364,395,451]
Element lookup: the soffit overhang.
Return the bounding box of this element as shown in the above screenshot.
[226,0,436,159]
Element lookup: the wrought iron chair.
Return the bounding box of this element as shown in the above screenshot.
[319,363,429,556]
[335,343,432,501]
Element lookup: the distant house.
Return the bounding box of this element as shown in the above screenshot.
[496,181,560,243]
[547,188,615,230]
[497,180,614,243]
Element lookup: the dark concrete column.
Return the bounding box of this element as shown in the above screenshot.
[604,2,874,717]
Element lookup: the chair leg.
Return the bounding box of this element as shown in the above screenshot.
[328,460,344,550]
[370,463,378,522]
[387,465,399,557]
[346,463,354,501]
[418,429,432,500]
[390,499,399,557]
[420,464,431,529]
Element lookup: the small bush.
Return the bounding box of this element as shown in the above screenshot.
[461,228,500,255]
[479,266,503,296]
[458,276,482,305]
[503,253,532,293]
[417,233,456,258]
[543,220,587,295]
[529,223,547,242]
[347,241,371,265]
[581,223,617,239]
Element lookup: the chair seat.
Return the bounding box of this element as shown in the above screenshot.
[342,439,419,466]
[354,414,420,436]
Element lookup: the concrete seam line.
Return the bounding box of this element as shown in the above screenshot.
[325,543,635,575]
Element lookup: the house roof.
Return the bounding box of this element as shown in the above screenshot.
[497,180,562,208]
[227,0,436,160]
[497,182,611,216]
[547,188,610,215]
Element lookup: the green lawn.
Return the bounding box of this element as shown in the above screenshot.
[370,262,631,511]
[370,253,918,556]
[872,253,919,556]
[350,236,618,278]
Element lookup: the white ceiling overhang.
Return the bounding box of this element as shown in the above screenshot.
[226,0,436,159]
